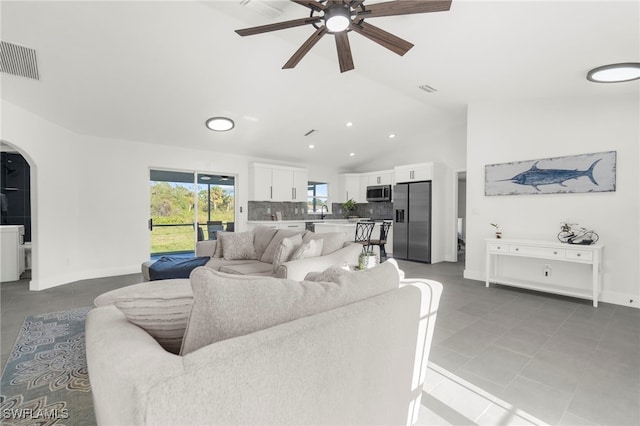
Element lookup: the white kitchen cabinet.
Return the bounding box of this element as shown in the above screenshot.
[339,173,363,203]
[366,170,393,186]
[394,163,433,183]
[249,163,308,202]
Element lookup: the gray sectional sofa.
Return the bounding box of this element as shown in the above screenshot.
[142,225,362,282]
[86,261,443,425]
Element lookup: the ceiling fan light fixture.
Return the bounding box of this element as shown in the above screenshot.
[205,117,235,131]
[325,5,351,33]
[587,63,640,83]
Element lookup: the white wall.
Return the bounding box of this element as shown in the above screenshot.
[464,94,640,307]
[1,101,342,290]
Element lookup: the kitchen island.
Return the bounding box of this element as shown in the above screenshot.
[314,221,393,257]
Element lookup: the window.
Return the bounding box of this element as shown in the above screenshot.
[307,182,328,213]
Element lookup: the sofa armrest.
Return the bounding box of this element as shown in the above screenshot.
[275,243,362,280]
[196,240,217,257]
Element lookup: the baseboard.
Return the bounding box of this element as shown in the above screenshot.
[29,264,141,291]
[463,269,638,309]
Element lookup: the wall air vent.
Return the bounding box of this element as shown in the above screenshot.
[418,84,437,93]
[0,41,39,80]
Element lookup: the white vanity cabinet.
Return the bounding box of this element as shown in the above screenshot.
[1,225,25,282]
[250,163,308,202]
[485,238,603,307]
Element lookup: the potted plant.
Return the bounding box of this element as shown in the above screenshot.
[358,250,378,270]
[490,223,502,239]
[342,198,357,219]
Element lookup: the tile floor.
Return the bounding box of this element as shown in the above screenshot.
[1,259,639,426]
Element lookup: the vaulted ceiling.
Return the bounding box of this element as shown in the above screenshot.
[1,1,638,171]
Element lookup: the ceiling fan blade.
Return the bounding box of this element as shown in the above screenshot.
[290,0,326,12]
[356,0,452,18]
[236,16,322,37]
[349,21,414,56]
[335,31,355,73]
[283,27,328,69]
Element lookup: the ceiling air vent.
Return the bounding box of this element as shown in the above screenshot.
[0,41,39,80]
[418,84,437,93]
[239,0,291,20]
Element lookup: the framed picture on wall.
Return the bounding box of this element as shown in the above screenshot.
[485,151,616,196]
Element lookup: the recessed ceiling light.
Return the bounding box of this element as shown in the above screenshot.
[205,117,235,131]
[349,152,355,157]
[308,144,315,149]
[200,176,211,181]
[389,134,396,139]
[346,122,353,127]
[587,63,640,83]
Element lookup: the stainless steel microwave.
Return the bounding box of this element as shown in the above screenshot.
[366,185,392,202]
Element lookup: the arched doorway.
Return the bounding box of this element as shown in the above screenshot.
[0,140,34,284]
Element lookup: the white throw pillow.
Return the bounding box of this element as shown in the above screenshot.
[290,238,323,261]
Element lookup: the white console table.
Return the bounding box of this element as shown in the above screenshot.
[485,238,603,307]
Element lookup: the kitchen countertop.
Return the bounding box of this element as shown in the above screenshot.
[248,219,372,224]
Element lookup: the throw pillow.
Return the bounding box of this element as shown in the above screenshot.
[218,231,257,261]
[252,226,278,259]
[114,293,193,354]
[180,263,400,355]
[212,231,226,258]
[272,234,303,272]
[290,238,323,261]
[260,229,305,264]
[302,231,347,255]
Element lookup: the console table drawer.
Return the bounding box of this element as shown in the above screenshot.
[488,243,508,253]
[509,245,565,258]
[566,249,593,261]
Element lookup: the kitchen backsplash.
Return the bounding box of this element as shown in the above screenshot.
[248,201,392,221]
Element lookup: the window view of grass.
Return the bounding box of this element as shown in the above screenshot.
[150,181,234,255]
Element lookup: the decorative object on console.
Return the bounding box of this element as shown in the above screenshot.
[557,222,599,245]
[485,151,616,196]
[490,222,502,239]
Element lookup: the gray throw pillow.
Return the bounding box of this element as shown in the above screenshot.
[272,234,303,272]
[180,263,400,355]
[218,231,257,261]
[260,229,305,264]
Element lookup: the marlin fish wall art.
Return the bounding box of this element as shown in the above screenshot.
[485,151,616,196]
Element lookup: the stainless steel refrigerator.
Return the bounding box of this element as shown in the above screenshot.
[393,181,431,263]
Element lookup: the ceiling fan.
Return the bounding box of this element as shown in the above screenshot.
[235,0,452,73]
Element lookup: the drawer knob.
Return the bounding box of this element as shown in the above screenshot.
[515,248,519,251]
[577,253,581,257]
[497,246,501,250]
[553,251,557,255]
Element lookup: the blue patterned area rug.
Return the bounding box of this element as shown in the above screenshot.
[1,307,95,425]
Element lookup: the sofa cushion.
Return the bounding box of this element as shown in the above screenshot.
[219,231,258,261]
[291,238,323,261]
[204,258,260,271]
[272,234,303,272]
[180,262,400,355]
[253,226,279,260]
[303,231,348,255]
[97,280,194,354]
[218,262,274,276]
[259,229,305,264]
[212,231,226,258]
